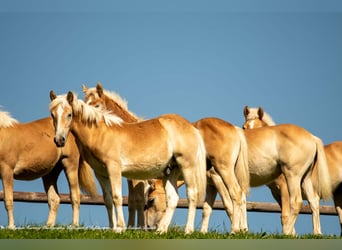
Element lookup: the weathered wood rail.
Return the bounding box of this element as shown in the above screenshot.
[0,191,337,215]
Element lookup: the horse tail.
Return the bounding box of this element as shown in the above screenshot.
[194,129,207,203]
[311,136,332,200]
[78,156,98,197]
[234,126,250,195]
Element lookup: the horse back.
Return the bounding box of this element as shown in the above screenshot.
[193,117,239,156]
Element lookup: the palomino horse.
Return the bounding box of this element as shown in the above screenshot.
[243,106,338,235]
[82,83,150,228]
[49,91,207,234]
[81,83,250,234]
[146,114,332,235]
[0,109,97,229]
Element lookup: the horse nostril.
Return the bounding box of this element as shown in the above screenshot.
[54,136,65,147]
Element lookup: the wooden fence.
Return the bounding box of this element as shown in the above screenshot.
[0,191,337,215]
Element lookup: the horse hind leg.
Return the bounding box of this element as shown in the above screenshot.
[302,175,322,235]
[283,174,303,235]
[200,180,218,233]
[213,163,244,234]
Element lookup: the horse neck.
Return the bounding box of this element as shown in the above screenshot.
[104,95,138,123]
[70,114,111,149]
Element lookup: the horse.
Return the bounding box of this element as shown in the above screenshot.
[146,113,332,235]
[49,91,207,234]
[82,82,150,228]
[243,106,338,235]
[81,83,250,234]
[0,109,97,229]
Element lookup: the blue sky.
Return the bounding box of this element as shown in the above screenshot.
[1,1,342,235]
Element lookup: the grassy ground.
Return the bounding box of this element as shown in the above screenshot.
[0,226,340,239]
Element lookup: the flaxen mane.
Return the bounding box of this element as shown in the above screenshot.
[85,85,143,121]
[49,93,123,127]
[0,109,18,128]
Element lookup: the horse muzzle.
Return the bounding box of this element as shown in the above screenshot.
[54,136,66,147]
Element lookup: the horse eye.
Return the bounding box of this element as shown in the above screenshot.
[147,198,155,206]
[67,113,72,118]
[95,104,100,109]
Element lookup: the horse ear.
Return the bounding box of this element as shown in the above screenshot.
[50,90,57,101]
[96,82,104,97]
[82,84,88,94]
[258,107,264,119]
[67,91,74,104]
[243,106,250,118]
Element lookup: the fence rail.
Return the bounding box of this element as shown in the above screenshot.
[0,191,337,215]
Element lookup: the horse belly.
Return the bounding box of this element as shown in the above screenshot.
[12,152,60,180]
[248,161,281,187]
[120,140,172,179]
[122,162,169,180]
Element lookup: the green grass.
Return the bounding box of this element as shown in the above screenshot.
[0,226,340,239]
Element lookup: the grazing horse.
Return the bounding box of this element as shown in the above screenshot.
[81,83,250,234]
[49,91,207,234]
[243,106,337,235]
[82,83,150,228]
[146,113,332,235]
[0,110,97,229]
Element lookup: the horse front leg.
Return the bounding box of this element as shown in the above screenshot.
[1,167,15,229]
[333,189,342,237]
[95,173,115,228]
[107,162,126,232]
[42,165,63,227]
[156,175,179,234]
[62,158,81,227]
[127,179,136,228]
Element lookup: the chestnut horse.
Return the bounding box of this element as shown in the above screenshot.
[81,83,250,234]
[0,110,97,229]
[145,113,332,235]
[49,91,206,234]
[82,83,149,228]
[243,106,337,235]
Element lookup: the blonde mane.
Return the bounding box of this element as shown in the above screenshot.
[49,93,123,127]
[0,109,18,128]
[247,107,276,126]
[85,86,143,121]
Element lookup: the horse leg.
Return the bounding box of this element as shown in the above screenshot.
[62,157,81,227]
[42,164,63,227]
[302,175,322,235]
[135,181,147,228]
[0,166,15,229]
[283,173,303,235]
[200,181,218,233]
[106,162,126,232]
[127,179,136,228]
[333,186,342,236]
[156,173,179,234]
[213,164,243,234]
[268,175,296,235]
[95,173,116,228]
